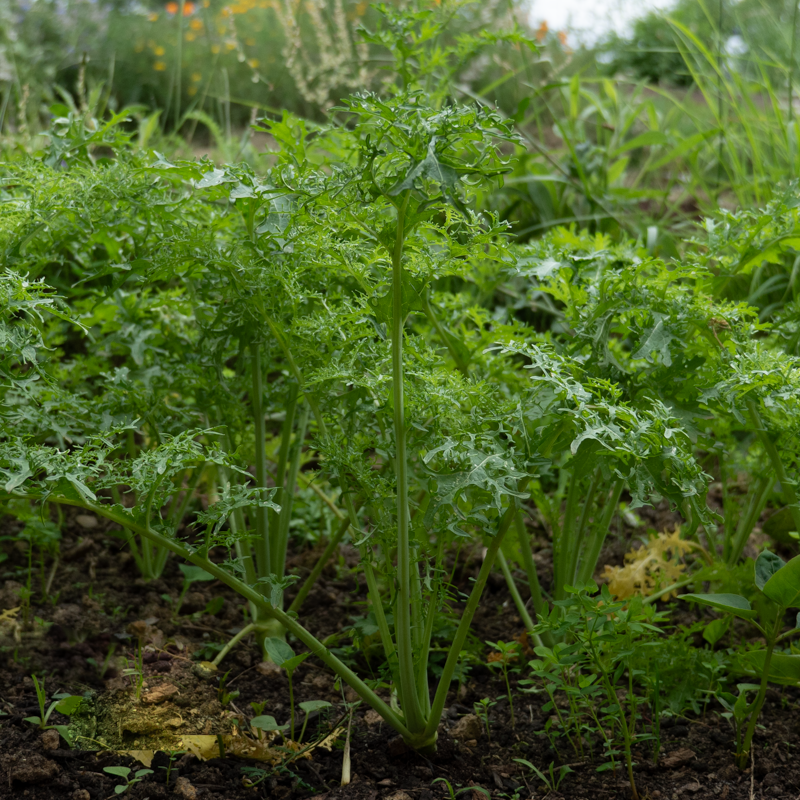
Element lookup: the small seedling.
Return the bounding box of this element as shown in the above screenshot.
[514,759,573,793]
[432,777,491,799]
[121,640,145,701]
[486,639,520,729]
[298,700,332,742]
[264,637,310,741]
[217,670,239,706]
[250,714,289,739]
[23,675,82,746]
[156,750,185,788]
[473,697,496,742]
[103,766,154,794]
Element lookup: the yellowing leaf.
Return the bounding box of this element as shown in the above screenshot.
[602,527,699,600]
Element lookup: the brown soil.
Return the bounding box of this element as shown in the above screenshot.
[2,504,799,800]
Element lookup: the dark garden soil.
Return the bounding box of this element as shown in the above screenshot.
[2,506,800,800]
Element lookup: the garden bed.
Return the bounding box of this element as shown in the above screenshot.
[2,510,799,800]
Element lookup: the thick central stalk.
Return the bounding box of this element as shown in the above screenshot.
[250,342,272,580]
[391,191,424,733]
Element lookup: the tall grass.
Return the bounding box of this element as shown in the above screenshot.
[492,2,800,256]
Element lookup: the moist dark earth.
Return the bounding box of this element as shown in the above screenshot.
[2,505,800,800]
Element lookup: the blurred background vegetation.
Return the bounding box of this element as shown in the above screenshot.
[2,0,800,258]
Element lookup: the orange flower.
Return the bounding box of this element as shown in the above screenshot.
[190,17,203,29]
[535,20,548,42]
[557,30,567,46]
[165,1,195,14]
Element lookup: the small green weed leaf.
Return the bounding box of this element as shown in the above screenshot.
[281,653,309,674]
[251,715,287,732]
[680,593,757,620]
[104,766,132,778]
[755,550,786,591]
[134,769,153,779]
[461,788,490,798]
[204,597,225,616]
[299,700,331,713]
[264,637,295,667]
[54,696,83,716]
[762,554,800,608]
[51,725,74,746]
[178,564,215,584]
[23,716,42,725]
[703,616,731,646]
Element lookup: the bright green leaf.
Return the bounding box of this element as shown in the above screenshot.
[762,554,800,608]
[264,637,295,667]
[680,593,758,619]
[755,550,785,591]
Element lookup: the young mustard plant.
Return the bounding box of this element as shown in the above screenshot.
[486,639,520,729]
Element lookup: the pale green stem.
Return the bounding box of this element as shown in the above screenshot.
[556,466,584,600]
[250,342,272,580]
[739,614,783,767]
[577,479,625,585]
[411,551,424,652]
[270,383,299,545]
[496,550,543,648]
[727,475,770,565]
[416,537,445,714]
[390,190,424,734]
[514,508,549,623]
[275,403,309,586]
[211,622,259,667]
[362,552,401,694]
